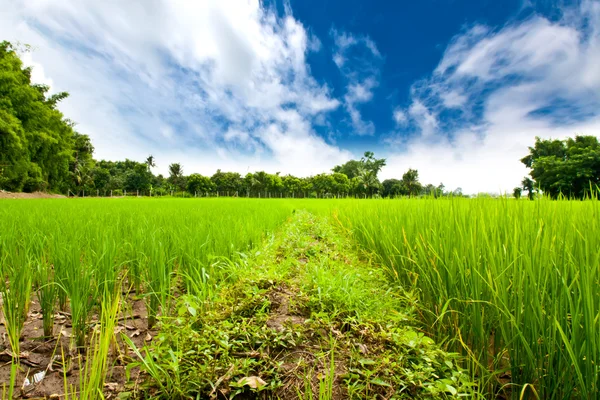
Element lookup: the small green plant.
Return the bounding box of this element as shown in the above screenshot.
[35,259,58,337]
[64,245,96,349]
[79,290,121,400]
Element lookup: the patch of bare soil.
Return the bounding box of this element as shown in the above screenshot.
[0,294,155,399]
[0,190,65,199]
[264,284,347,400]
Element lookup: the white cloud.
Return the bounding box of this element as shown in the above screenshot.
[0,0,351,176]
[331,29,381,136]
[383,1,600,194]
[393,108,408,125]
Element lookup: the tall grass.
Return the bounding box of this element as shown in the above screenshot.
[336,197,600,398]
[0,198,295,394]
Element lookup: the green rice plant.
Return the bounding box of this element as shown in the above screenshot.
[79,290,121,400]
[318,341,336,400]
[0,246,32,358]
[63,245,96,349]
[35,259,58,337]
[145,235,175,329]
[335,197,600,398]
[51,241,70,312]
[94,239,121,304]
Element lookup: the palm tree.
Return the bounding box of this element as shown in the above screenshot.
[169,163,183,178]
[401,169,422,197]
[168,163,184,191]
[356,168,380,198]
[145,155,156,172]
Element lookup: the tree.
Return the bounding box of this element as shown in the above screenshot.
[311,173,336,197]
[124,163,153,192]
[521,135,600,199]
[361,151,386,175]
[168,163,185,191]
[211,169,242,194]
[93,168,111,192]
[187,173,215,195]
[282,175,302,197]
[0,41,79,193]
[513,187,522,199]
[333,151,386,183]
[521,177,536,200]
[70,133,95,193]
[331,172,350,196]
[382,179,404,197]
[357,170,381,197]
[332,160,363,179]
[401,169,422,197]
[145,155,156,172]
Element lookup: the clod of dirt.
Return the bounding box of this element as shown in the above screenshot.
[266,285,306,331]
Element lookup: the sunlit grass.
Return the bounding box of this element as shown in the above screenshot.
[335,197,600,398]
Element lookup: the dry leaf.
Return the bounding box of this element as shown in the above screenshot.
[59,329,72,338]
[130,329,141,338]
[114,326,126,334]
[144,333,152,341]
[104,382,119,391]
[237,376,267,389]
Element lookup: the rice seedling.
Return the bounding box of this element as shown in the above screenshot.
[78,290,121,400]
[0,245,32,358]
[335,197,600,398]
[63,244,96,349]
[144,236,174,329]
[1,196,594,398]
[35,259,58,337]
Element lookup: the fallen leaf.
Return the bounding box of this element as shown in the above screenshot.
[130,329,141,338]
[59,329,72,338]
[357,343,368,354]
[104,382,119,391]
[236,376,267,389]
[144,333,152,341]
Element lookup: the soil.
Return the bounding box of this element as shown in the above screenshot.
[0,191,65,199]
[263,283,348,400]
[0,293,155,399]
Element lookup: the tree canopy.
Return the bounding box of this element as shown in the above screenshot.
[521,135,600,199]
[0,41,88,192]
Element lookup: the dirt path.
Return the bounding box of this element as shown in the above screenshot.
[0,190,65,199]
[129,210,473,399]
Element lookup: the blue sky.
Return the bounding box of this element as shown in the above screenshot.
[1,0,599,193]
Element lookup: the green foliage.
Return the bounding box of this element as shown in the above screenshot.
[512,187,522,199]
[186,173,215,195]
[401,168,422,197]
[127,209,472,399]
[0,41,83,193]
[521,135,600,199]
[210,169,243,193]
[168,163,185,191]
[338,197,600,398]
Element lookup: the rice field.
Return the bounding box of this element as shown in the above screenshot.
[335,198,600,399]
[0,197,598,398]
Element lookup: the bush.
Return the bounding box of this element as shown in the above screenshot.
[22,177,46,193]
[153,187,168,196]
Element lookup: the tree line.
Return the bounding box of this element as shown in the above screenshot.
[2,40,598,199]
[63,152,452,198]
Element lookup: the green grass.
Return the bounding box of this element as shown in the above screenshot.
[0,198,295,396]
[126,209,471,399]
[0,197,597,399]
[335,197,600,399]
